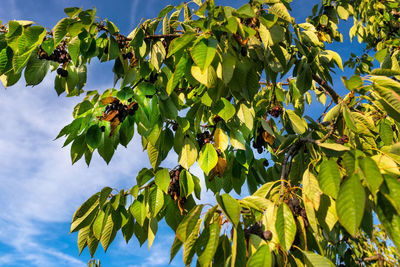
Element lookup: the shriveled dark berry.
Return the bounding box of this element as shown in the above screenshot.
[172,124,178,131]
[263,160,269,167]
[269,106,283,118]
[213,115,222,124]
[100,126,106,132]
[128,98,132,103]
[257,147,263,154]
[392,124,397,131]
[263,230,272,241]
[125,52,133,59]
[57,68,68,77]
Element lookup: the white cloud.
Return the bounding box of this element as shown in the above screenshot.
[0,74,149,266]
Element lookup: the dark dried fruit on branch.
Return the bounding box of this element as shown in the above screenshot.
[269,106,283,118]
[168,166,186,214]
[263,160,269,167]
[287,197,301,216]
[263,230,272,241]
[172,123,178,132]
[213,115,222,124]
[57,68,68,77]
[196,131,211,149]
[115,33,129,49]
[100,126,106,132]
[244,221,271,241]
[101,99,138,136]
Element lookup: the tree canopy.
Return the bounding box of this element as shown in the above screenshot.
[1,0,400,266]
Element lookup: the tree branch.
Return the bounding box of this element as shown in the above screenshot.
[312,74,341,104]
[144,34,183,40]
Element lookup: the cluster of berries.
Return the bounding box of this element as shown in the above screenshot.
[244,221,272,241]
[196,131,211,149]
[268,106,283,118]
[56,68,68,77]
[38,41,71,64]
[286,197,309,228]
[168,166,186,210]
[336,135,349,145]
[104,99,138,123]
[115,33,129,49]
[252,127,266,154]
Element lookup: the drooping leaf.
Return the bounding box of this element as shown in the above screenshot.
[179,137,198,170]
[155,168,170,193]
[216,193,241,227]
[198,143,218,175]
[318,160,341,199]
[336,174,365,236]
[275,203,296,251]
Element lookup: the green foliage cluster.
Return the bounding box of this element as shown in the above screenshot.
[1,0,400,266]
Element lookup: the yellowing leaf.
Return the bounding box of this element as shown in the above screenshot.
[214,127,229,152]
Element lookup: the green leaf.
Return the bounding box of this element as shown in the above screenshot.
[179,137,198,170]
[100,214,116,252]
[147,141,160,169]
[296,64,312,93]
[197,220,221,267]
[214,98,236,122]
[302,251,335,267]
[222,53,236,84]
[129,196,147,226]
[176,205,203,242]
[198,143,218,175]
[155,168,170,193]
[166,53,189,95]
[318,142,350,151]
[216,193,241,227]
[318,160,341,199]
[237,103,254,132]
[336,173,365,236]
[269,3,291,22]
[71,193,99,233]
[342,105,357,132]
[150,41,166,71]
[275,203,296,251]
[246,244,272,267]
[380,120,393,146]
[376,192,400,250]
[371,69,400,76]
[234,4,255,18]
[358,157,383,196]
[77,226,89,255]
[170,237,183,263]
[53,18,71,47]
[64,7,82,18]
[167,32,197,57]
[86,125,102,149]
[24,55,49,86]
[98,134,115,164]
[149,186,164,217]
[231,225,246,267]
[179,169,194,198]
[148,217,158,249]
[191,37,218,72]
[286,110,308,134]
[342,75,363,91]
[191,65,217,88]
[214,126,229,152]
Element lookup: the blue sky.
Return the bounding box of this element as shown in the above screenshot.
[0,0,365,266]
